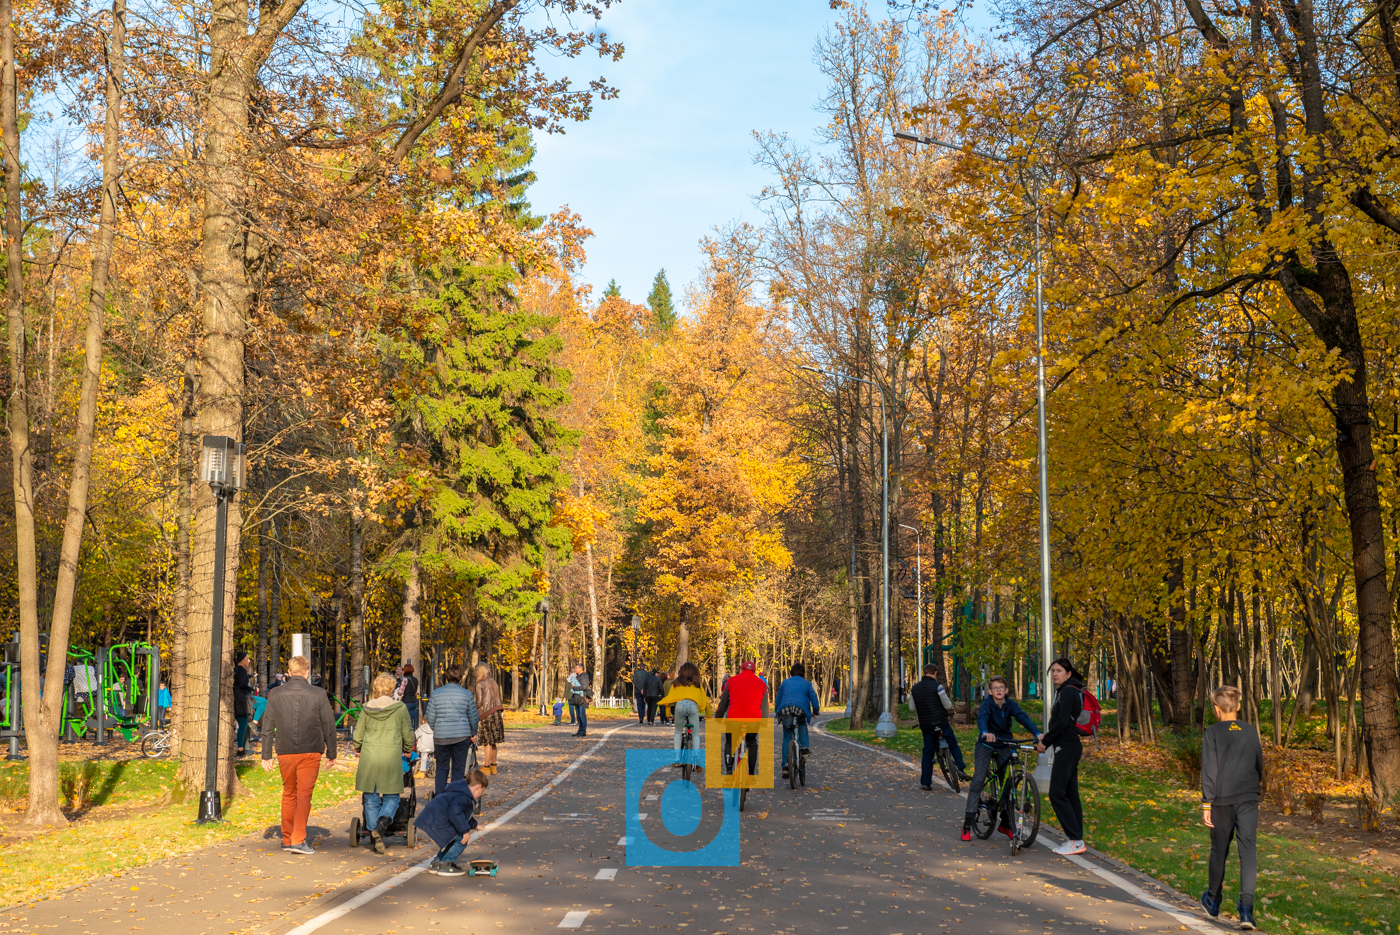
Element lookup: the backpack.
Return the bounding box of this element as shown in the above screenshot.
[1076,688,1103,736]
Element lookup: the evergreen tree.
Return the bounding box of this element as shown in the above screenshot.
[603,278,622,299]
[647,269,676,334]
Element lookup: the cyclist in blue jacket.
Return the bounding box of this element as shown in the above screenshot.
[961,675,1041,841]
[773,663,820,779]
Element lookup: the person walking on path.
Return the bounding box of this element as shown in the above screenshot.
[1037,658,1088,856]
[655,662,710,765]
[415,768,489,876]
[643,669,662,725]
[773,662,819,779]
[1199,685,1263,930]
[234,652,254,756]
[567,663,591,737]
[426,663,479,794]
[399,663,420,730]
[260,655,337,854]
[962,675,1040,841]
[911,664,967,789]
[472,663,504,774]
[632,664,649,724]
[659,670,676,725]
[352,672,415,854]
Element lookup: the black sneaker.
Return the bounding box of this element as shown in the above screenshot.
[1200,891,1222,919]
[1237,899,1255,931]
[436,862,467,877]
[920,784,933,791]
[781,767,790,779]
[800,747,811,755]
[427,860,443,875]
[958,770,972,782]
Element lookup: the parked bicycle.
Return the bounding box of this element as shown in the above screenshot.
[972,740,1040,853]
[140,727,176,758]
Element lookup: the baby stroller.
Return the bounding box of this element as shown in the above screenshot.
[350,752,420,849]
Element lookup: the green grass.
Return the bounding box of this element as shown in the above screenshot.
[0,759,358,908]
[826,710,1399,935]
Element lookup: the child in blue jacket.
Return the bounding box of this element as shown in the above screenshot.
[414,770,488,875]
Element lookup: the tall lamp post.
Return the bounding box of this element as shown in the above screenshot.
[630,615,640,673]
[197,434,246,823]
[895,129,1056,781]
[536,599,551,716]
[800,365,896,738]
[899,523,922,690]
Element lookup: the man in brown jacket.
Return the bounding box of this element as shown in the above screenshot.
[260,655,337,854]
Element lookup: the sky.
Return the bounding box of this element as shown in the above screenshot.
[527,0,847,306]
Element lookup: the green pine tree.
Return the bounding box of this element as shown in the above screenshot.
[647,269,676,334]
[603,278,622,299]
[382,259,576,617]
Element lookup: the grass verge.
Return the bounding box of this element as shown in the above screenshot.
[0,758,357,909]
[825,710,1399,935]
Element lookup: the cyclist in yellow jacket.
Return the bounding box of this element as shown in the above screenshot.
[656,662,710,768]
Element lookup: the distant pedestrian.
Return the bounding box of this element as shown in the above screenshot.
[1037,658,1087,855]
[911,664,967,789]
[260,655,337,854]
[659,671,676,725]
[157,680,171,728]
[632,664,649,724]
[234,652,254,756]
[472,663,504,775]
[400,663,420,730]
[415,768,489,876]
[643,669,662,724]
[426,663,479,795]
[567,664,591,737]
[553,697,564,725]
[353,672,415,854]
[1199,685,1262,931]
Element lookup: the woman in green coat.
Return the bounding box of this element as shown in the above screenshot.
[353,672,415,853]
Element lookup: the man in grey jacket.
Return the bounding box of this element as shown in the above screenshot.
[260,655,337,854]
[426,664,479,795]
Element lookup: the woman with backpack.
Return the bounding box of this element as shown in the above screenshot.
[1037,658,1088,856]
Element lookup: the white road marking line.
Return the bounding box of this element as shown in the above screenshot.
[617,836,633,845]
[559,910,590,928]
[594,868,617,880]
[281,722,634,935]
[636,812,649,819]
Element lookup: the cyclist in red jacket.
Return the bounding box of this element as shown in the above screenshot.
[715,661,769,776]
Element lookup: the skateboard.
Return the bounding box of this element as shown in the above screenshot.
[467,859,499,877]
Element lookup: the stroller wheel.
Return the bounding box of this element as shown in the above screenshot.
[349,817,361,848]
[407,823,417,847]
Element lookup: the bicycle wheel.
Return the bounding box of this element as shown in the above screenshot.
[140,733,164,758]
[1009,771,1041,850]
[681,731,693,782]
[787,736,798,790]
[937,747,960,793]
[798,751,806,787]
[739,787,748,812]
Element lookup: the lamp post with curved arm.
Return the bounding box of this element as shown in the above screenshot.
[894,129,1056,781]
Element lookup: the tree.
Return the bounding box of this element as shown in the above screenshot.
[603,278,622,299]
[647,269,676,334]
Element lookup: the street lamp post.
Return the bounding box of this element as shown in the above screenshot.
[895,129,1057,781]
[630,615,640,673]
[899,523,922,690]
[537,599,551,716]
[197,434,246,823]
[801,365,896,738]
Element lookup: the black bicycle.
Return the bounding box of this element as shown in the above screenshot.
[936,734,961,793]
[723,732,754,811]
[779,707,807,789]
[679,717,699,781]
[972,740,1040,853]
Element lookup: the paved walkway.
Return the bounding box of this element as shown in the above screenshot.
[1,715,1236,935]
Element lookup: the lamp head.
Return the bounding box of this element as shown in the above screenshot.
[200,436,246,491]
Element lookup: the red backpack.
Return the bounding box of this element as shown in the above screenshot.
[1076,688,1103,737]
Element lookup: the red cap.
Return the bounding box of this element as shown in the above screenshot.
[740,660,756,672]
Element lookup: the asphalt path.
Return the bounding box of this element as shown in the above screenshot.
[271,717,1233,935]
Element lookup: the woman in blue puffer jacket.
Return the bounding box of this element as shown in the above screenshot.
[425,663,479,795]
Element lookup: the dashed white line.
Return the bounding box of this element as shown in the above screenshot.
[594,868,617,880]
[617,836,633,845]
[559,910,590,928]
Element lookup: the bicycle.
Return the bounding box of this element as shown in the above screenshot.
[679,718,698,781]
[936,734,961,793]
[723,732,755,811]
[140,727,176,758]
[971,740,1041,853]
[778,707,807,789]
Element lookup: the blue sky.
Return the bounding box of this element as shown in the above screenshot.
[527,0,846,306]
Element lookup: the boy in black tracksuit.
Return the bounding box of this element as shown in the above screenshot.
[1200,685,1263,931]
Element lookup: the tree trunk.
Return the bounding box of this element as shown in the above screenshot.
[349,511,365,699]
[269,525,281,676]
[171,356,196,753]
[401,551,422,672]
[672,604,690,672]
[585,540,603,692]
[1167,557,1192,729]
[257,517,270,690]
[1268,601,1282,746]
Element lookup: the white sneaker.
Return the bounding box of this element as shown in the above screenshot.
[1052,839,1086,856]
